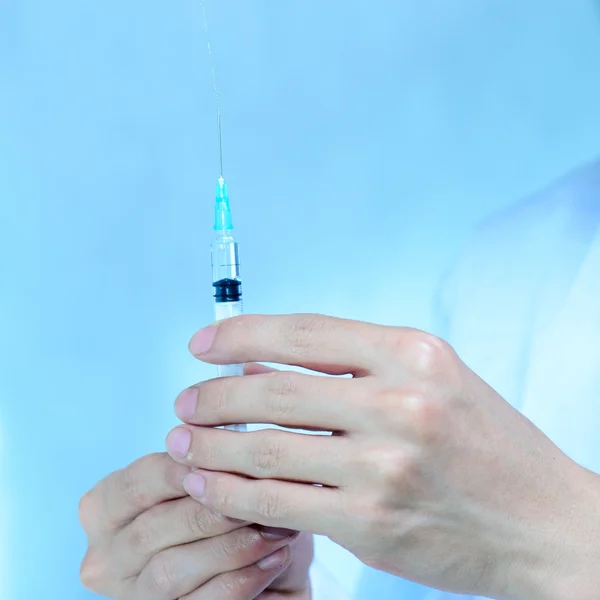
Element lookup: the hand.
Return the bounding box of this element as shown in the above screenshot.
[79,452,313,599]
[166,314,600,600]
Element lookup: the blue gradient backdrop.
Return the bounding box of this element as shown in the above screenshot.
[2,1,600,598]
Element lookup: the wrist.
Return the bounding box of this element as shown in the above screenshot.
[506,464,600,600]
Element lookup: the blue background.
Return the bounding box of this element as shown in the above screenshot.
[2,0,600,598]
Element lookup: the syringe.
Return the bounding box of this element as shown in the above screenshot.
[198,1,246,430]
[210,172,247,433]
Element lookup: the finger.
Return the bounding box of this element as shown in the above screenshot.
[166,426,348,487]
[134,526,297,600]
[84,453,190,534]
[179,546,291,600]
[189,314,387,375]
[183,469,342,534]
[175,371,361,431]
[114,496,248,577]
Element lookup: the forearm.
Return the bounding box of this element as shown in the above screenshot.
[507,466,600,600]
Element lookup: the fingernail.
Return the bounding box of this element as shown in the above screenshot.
[257,546,290,570]
[175,388,198,421]
[183,472,206,498]
[190,325,218,355]
[260,527,299,540]
[166,427,192,459]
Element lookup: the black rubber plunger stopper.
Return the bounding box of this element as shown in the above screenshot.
[213,278,242,303]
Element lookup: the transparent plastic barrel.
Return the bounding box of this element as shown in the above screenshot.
[212,240,246,433]
[211,234,240,283]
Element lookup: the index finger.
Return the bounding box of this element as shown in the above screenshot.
[81,453,191,535]
[188,314,385,375]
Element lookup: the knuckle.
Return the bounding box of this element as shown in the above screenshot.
[377,389,442,444]
[216,529,259,560]
[251,434,284,476]
[363,446,415,492]
[284,315,325,354]
[216,570,252,597]
[197,437,219,469]
[403,393,442,442]
[184,503,220,538]
[265,372,299,418]
[120,468,148,510]
[122,453,184,507]
[78,490,97,530]
[231,315,264,349]
[137,451,169,475]
[256,485,285,521]
[207,376,231,421]
[379,451,415,491]
[210,478,235,516]
[146,555,182,597]
[79,549,107,592]
[120,453,167,507]
[404,331,450,375]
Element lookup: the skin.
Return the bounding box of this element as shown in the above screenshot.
[165,313,600,600]
[79,452,313,600]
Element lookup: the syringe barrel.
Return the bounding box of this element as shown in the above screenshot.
[211,233,240,283]
[214,298,244,381]
[210,232,246,433]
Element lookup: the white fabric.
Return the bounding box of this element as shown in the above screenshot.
[310,557,352,600]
